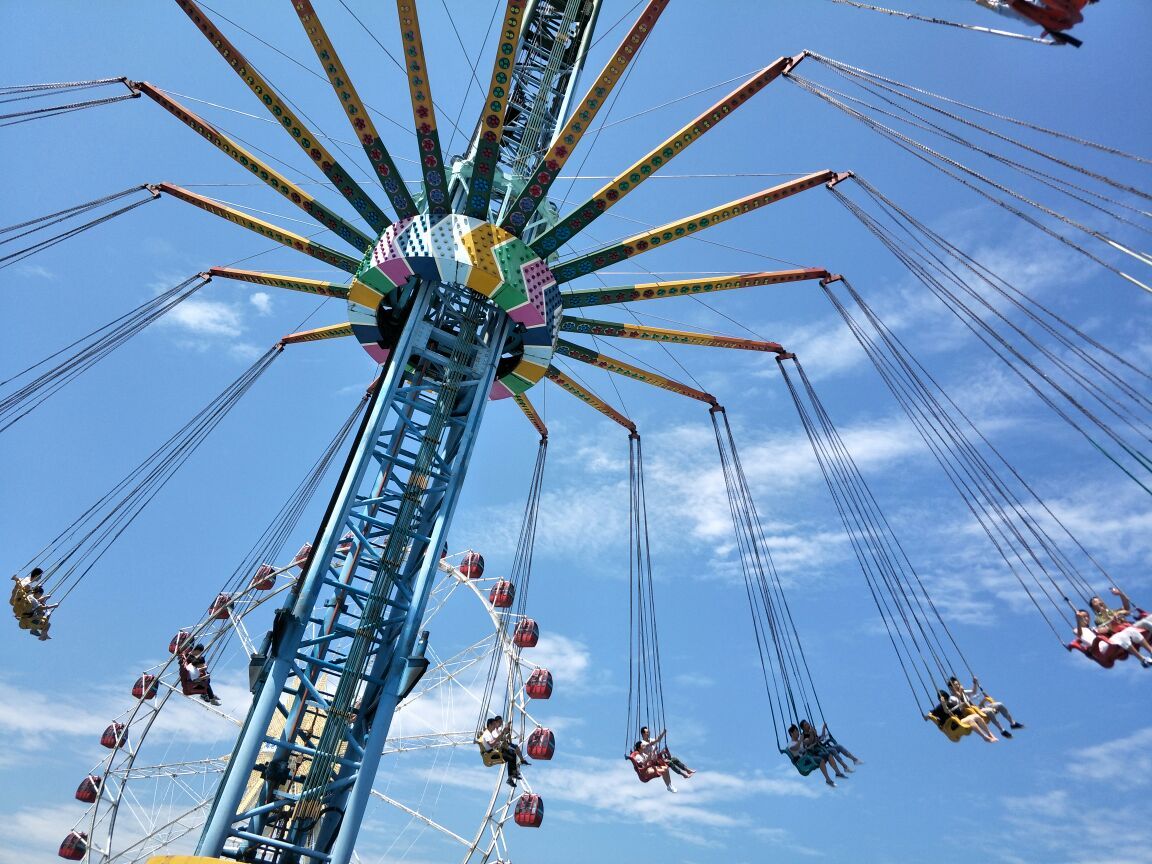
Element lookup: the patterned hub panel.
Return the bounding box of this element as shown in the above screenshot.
[353,214,562,399]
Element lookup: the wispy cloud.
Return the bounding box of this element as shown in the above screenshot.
[164,297,245,338]
[15,263,56,280]
[250,291,273,316]
[425,752,820,847]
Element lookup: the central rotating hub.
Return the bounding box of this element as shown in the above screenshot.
[350,214,562,400]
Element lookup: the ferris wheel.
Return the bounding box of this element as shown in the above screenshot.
[64,549,549,864]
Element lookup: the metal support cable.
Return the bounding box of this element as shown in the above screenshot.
[0,192,158,270]
[788,74,1152,293]
[809,53,1152,205]
[804,52,1152,165]
[831,185,1152,488]
[820,276,1113,629]
[0,276,209,431]
[825,0,1055,43]
[0,90,140,127]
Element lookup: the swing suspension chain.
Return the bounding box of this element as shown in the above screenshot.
[805,52,1152,166]
[787,74,1152,294]
[795,359,983,678]
[626,433,670,752]
[830,185,1152,490]
[825,0,1056,44]
[0,88,140,127]
[218,388,374,601]
[720,413,821,724]
[819,279,1104,638]
[779,372,933,709]
[709,409,829,748]
[779,359,967,709]
[805,72,1152,237]
[850,176,1152,397]
[842,183,1152,446]
[0,187,159,270]
[829,284,1076,622]
[28,345,282,604]
[785,360,958,683]
[807,53,1152,205]
[476,437,548,735]
[0,275,210,432]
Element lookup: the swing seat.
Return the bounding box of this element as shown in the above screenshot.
[627,751,667,782]
[935,716,974,743]
[1067,637,1129,669]
[784,750,821,777]
[476,735,504,767]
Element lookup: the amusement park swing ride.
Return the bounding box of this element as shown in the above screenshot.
[2,0,1148,862]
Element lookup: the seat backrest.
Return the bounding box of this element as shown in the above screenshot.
[941,717,972,743]
[787,751,821,776]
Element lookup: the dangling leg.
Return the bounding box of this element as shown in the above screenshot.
[817,757,836,788]
[667,755,693,777]
[503,749,521,786]
[991,701,1022,729]
[834,743,862,765]
[961,714,998,743]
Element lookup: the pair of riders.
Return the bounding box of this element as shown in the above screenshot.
[786,719,862,788]
[628,726,694,792]
[10,568,55,640]
[1074,587,1152,667]
[479,715,529,787]
[925,678,1024,743]
[178,643,222,705]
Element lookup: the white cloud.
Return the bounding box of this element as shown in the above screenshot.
[424,751,819,845]
[249,291,273,316]
[164,297,244,338]
[1066,726,1152,783]
[228,341,263,360]
[0,803,87,864]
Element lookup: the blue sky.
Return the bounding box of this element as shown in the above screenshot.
[2,2,1150,863]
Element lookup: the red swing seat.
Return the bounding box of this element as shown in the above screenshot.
[1067,635,1129,669]
[627,751,668,782]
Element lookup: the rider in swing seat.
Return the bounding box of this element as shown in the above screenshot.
[479,716,528,787]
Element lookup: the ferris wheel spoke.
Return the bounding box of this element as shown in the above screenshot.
[290,0,419,221]
[173,0,391,233]
[369,789,473,848]
[131,83,374,252]
[150,183,360,274]
[381,731,475,754]
[550,170,838,283]
[555,338,716,404]
[395,0,451,218]
[532,55,804,256]
[104,798,211,864]
[499,0,671,235]
[108,756,230,782]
